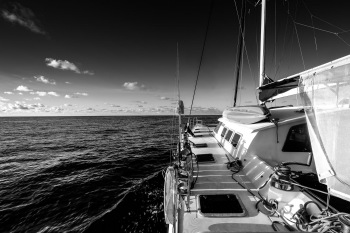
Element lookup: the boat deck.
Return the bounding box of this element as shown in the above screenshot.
[180,125,281,233]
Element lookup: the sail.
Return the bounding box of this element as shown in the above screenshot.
[298,60,350,202]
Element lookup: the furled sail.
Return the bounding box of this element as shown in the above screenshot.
[299,60,350,202]
[164,167,177,225]
[258,76,300,102]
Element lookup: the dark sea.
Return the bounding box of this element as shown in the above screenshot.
[0,115,219,233]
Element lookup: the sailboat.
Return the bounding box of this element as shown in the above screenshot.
[163,0,350,233]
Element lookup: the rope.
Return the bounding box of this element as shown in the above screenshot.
[189,0,213,116]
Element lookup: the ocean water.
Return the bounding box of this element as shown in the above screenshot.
[0,115,219,233]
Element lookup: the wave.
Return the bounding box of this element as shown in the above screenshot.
[83,169,166,233]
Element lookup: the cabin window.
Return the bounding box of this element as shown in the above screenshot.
[214,122,222,133]
[225,130,233,141]
[231,133,241,148]
[282,124,312,152]
[221,127,228,137]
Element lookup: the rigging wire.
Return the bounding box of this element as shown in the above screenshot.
[233,0,259,104]
[296,0,350,49]
[232,0,246,107]
[293,22,339,35]
[273,10,290,80]
[294,21,350,48]
[189,0,213,116]
[311,14,347,33]
[274,0,277,75]
[231,4,243,107]
[302,1,318,51]
[169,44,182,165]
[289,0,306,71]
[292,18,306,70]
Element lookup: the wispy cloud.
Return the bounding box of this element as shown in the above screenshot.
[16,85,32,92]
[123,82,145,91]
[31,91,47,96]
[0,96,10,102]
[136,100,147,104]
[49,106,63,113]
[8,103,29,110]
[48,91,59,97]
[1,3,46,35]
[29,103,44,108]
[64,92,88,98]
[186,106,222,115]
[45,58,94,75]
[75,92,88,96]
[34,76,56,85]
[30,91,59,97]
[160,96,170,100]
[4,91,13,94]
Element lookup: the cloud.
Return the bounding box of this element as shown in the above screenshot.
[1,3,46,35]
[29,91,59,97]
[187,106,222,115]
[48,92,59,97]
[0,96,10,102]
[136,100,147,104]
[45,58,93,75]
[18,93,23,95]
[123,82,145,91]
[16,85,32,92]
[49,106,63,113]
[75,92,88,96]
[4,92,13,94]
[86,107,96,112]
[64,92,88,98]
[34,76,56,85]
[8,103,29,110]
[29,103,44,108]
[33,91,47,96]
[65,82,71,84]
[83,70,94,75]
[33,97,40,100]
[110,104,120,107]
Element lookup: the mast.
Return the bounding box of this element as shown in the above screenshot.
[233,0,246,107]
[259,0,266,87]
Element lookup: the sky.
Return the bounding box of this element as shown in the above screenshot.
[1,0,350,116]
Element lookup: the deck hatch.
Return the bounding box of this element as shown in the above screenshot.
[193,143,207,148]
[196,153,215,163]
[198,194,246,217]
